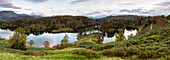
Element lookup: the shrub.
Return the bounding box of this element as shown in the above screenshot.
[72,49,100,58]
[138,50,159,58]
[19,41,27,50]
[11,41,27,50]
[100,47,140,57]
[53,43,75,49]
[11,42,20,49]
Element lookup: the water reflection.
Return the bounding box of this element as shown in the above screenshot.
[0,29,14,39]
[27,33,78,47]
[102,29,137,43]
[0,28,137,47]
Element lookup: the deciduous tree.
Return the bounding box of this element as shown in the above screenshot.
[61,34,69,43]
[43,41,50,48]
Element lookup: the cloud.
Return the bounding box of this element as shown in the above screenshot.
[24,8,32,10]
[156,2,170,6]
[118,3,136,5]
[119,8,154,14]
[51,7,59,13]
[71,0,94,5]
[84,11,101,15]
[120,8,142,13]
[82,10,114,16]
[103,10,113,13]
[0,0,21,9]
[140,12,150,14]
[152,2,170,15]
[25,0,49,3]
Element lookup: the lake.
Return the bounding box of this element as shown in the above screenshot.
[0,28,137,47]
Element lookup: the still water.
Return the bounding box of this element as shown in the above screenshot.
[0,28,137,47]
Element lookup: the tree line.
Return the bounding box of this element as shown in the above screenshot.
[0,15,169,34]
[0,16,97,33]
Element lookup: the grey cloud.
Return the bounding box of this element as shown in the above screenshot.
[0,0,21,9]
[120,8,154,14]
[140,12,150,14]
[156,2,170,6]
[25,0,49,3]
[103,10,113,13]
[149,10,155,11]
[83,10,113,16]
[71,0,94,5]
[120,8,142,13]
[120,9,131,12]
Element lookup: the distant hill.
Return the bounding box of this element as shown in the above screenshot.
[0,11,36,21]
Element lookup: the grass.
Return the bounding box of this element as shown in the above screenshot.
[0,52,39,60]
[26,46,56,51]
[23,48,100,58]
[0,52,124,60]
[40,54,87,59]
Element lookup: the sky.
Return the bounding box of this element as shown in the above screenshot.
[0,0,170,17]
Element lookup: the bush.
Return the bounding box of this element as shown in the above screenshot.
[11,41,26,50]
[138,50,159,58]
[53,43,75,49]
[11,42,20,49]
[101,47,140,57]
[72,49,100,58]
